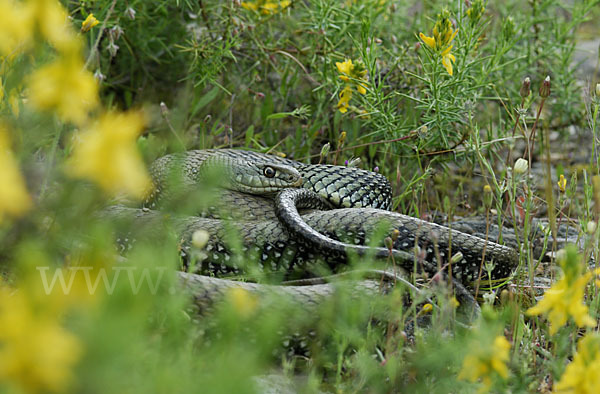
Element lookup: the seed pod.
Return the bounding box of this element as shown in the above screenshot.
[539,75,551,98]
[483,184,493,208]
[192,230,210,249]
[384,236,393,250]
[347,157,361,167]
[160,102,169,116]
[450,252,464,264]
[125,7,136,20]
[587,221,597,234]
[513,158,528,175]
[519,77,531,98]
[320,142,330,159]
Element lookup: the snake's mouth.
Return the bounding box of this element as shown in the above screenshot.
[291,177,303,187]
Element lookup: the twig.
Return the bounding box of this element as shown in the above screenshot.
[302,130,419,162]
[274,50,319,86]
[473,208,490,303]
[524,97,546,166]
[83,0,118,70]
[198,0,215,41]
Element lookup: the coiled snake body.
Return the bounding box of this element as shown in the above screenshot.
[111,149,519,310]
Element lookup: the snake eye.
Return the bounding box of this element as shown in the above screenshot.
[263,166,276,178]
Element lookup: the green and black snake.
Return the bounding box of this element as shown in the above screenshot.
[110,149,519,310]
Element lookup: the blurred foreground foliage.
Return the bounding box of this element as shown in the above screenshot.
[1,0,600,392]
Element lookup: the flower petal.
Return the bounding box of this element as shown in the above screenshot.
[419,32,436,49]
[442,55,453,76]
[336,59,353,75]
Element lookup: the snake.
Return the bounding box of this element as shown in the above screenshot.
[109,149,519,313]
[144,149,392,218]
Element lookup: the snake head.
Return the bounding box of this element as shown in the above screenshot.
[227,161,302,194]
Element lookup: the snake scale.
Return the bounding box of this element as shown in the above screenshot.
[110,149,519,311]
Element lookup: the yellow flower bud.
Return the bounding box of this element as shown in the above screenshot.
[557,174,566,193]
[81,14,100,33]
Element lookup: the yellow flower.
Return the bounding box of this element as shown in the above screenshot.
[335,58,368,90]
[458,335,511,393]
[28,55,99,125]
[558,174,567,193]
[241,1,258,11]
[0,126,31,222]
[0,0,81,55]
[527,246,599,335]
[335,57,368,113]
[418,33,436,49]
[227,287,258,318]
[527,273,597,335]
[260,2,280,14]
[555,333,600,393]
[441,45,456,76]
[241,0,290,15]
[274,0,291,13]
[336,58,353,82]
[65,110,152,199]
[261,2,278,13]
[337,86,352,113]
[81,13,100,33]
[450,296,460,308]
[0,283,82,393]
[30,0,81,54]
[419,9,459,76]
[0,0,33,56]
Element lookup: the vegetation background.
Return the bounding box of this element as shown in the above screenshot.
[1,0,600,392]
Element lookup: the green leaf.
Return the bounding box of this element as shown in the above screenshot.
[190,87,220,118]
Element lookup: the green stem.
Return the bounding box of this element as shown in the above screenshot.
[40,120,62,200]
[524,97,546,171]
[430,55,448,147]
[83,0,118,70]
[592,101,599,175]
